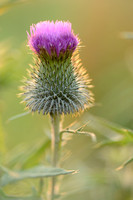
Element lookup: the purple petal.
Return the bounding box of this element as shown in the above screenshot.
[27,20,79,57]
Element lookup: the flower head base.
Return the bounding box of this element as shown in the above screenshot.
[21,21,94,115]
[28,21,79,58]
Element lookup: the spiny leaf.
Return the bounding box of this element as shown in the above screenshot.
[0,188,42,200]
[0,165,76,186]
[75,121,90,132]
[116,157,133,171]
[60,129,96,142]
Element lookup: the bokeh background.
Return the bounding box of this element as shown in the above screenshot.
[0,0,133,199]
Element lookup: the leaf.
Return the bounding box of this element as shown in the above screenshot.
[0,165,76,186]
[4,140,50,169]
[75,122,90,132]
[0,188,42,200]
[60,129,96,142]
[21,140,51,168]
[94,138,131,148]
[0,165,7,172]
[116,157,133,171]
[7,111,30,122]
[84,113,133,139]
[101,120,133,138]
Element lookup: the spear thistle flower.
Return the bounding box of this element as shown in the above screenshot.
[21,20,94,115]
[20,20,94,200]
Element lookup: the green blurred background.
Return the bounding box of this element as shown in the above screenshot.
[0,0,133,199]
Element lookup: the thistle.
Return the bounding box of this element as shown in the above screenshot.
[20,20,94,200]
[21,21,93,115]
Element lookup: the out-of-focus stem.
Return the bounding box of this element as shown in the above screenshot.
[49,114,61,200]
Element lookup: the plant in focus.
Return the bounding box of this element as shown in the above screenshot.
[0,21,94,200]
[22,20,94,199]
[23,21,93,115]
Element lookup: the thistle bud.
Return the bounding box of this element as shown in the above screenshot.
[21,21,94,115]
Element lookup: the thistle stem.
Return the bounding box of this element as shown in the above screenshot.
[49,114,61,200]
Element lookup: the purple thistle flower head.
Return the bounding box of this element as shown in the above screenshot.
[21,20,94,115]
[27,20,79,58]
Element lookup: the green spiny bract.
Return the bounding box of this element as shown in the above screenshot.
[20,53,94,115]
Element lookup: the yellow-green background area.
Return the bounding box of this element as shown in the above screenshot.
[0,0,133,199]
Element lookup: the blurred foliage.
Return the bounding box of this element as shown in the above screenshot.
[0,116,6,156]
[0,0,32,16]
[0,165,74,186]
[116,157,133,171]
[0,0,133,199]
[0,41,18,88]
[0,188,42,200]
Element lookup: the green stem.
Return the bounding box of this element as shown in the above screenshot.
[49,114,61,200]
[39,178,44,195]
